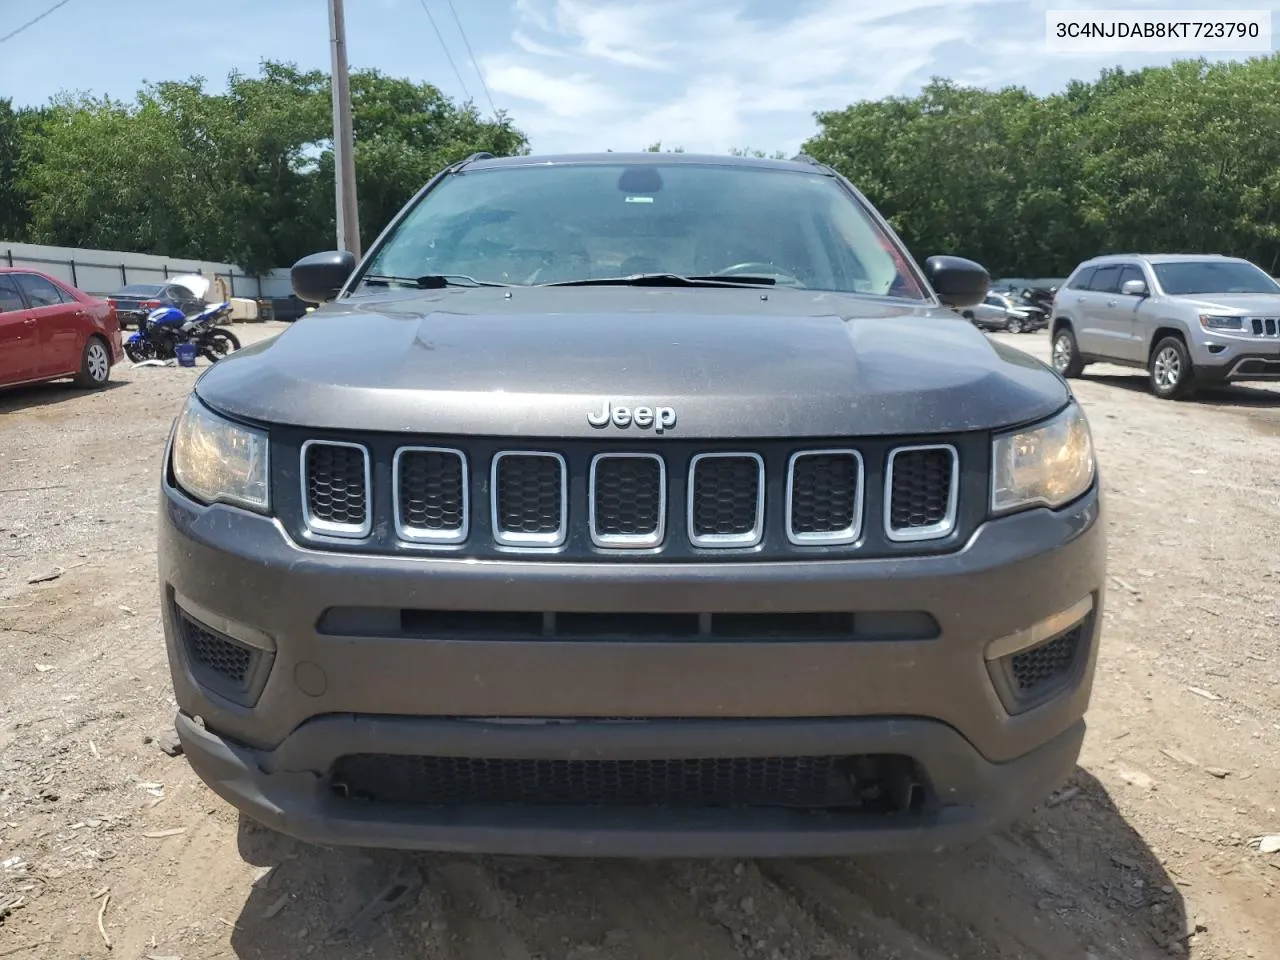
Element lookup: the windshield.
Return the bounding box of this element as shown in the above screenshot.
[1153,260,1280,296]
[115,283,164,296]
[361,162,927,299]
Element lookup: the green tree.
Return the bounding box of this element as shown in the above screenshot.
[804,53,1280,277]
[0,99,49,241]
[16,60,529,273]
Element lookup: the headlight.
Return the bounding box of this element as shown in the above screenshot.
[1199,314,1242,331]
[991,403,1095,514]
[171,394,269,511]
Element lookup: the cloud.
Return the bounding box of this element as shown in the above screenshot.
[511,30,569,59]
[482,62,620,118]
[487,0,1002,151]
[490,0,1276,154]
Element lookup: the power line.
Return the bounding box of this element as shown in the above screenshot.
[417,0,472,104]
[445,0,498,117]
[0,0,74,45]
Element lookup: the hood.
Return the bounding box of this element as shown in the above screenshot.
[1177,292,1280,314]
[170,273,212,300]
[195,286,1069,439]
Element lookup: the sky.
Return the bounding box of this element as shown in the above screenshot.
[0,0,1275,156]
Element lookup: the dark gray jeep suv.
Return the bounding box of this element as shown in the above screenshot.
[158,152,1104,857]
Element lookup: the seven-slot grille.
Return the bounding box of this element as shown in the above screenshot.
[1250,316,1279,337]
[299,440,963,552]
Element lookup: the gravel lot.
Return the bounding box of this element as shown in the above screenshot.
[1,321,1278,960]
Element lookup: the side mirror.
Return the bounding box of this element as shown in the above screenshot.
[1120,279,1148,297]
[923,255,989,309]
[291,250,357,304]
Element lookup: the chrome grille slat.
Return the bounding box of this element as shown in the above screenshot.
[491,451,568,548]
[687,452,765,548]
[884,444,959,542]
[393,446,468,544]
[786,449,864,545]
[589,453,666,548]
[301,439,372,538]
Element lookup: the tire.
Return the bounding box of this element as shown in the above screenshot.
[201,328,240,363]
[1007,317,1023,334]
[73,337,112,389]
[124,339,153,363]
[1149,336,1196,400]
[1051,326,1084,378]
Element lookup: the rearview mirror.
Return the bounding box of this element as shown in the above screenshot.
[1121,279,1148,297]
[291,250,357,304]
[923,255,989,309]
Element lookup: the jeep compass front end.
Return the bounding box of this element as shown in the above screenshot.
[159,153,1104,857]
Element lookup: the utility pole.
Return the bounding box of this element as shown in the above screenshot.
[328,0,361,258]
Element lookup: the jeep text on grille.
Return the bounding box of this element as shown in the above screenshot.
[159,152,1105,857]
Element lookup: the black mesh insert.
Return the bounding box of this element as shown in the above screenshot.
[691,456,760,538]
[790,453,860,535]
[1010,626,1082,694]
[181,616,253,686]
[495,454,563,535]
[329,753,927,812]
[398,449,465,532]
[889,448,954,532]
[593,456,662,537]
[306,443,368,528]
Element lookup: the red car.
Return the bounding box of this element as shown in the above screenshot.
[0,268,124,391]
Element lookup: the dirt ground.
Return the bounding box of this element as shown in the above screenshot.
[1,321,1277,960]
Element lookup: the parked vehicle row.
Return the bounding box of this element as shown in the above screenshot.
[960,290,1049,334]
[0,267,123,391]
[1049,253,1280,399]
[108,280,206,329]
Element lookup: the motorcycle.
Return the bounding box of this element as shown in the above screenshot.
[124,302,241,364]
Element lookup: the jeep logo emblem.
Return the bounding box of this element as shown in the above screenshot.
[587,400,677,433]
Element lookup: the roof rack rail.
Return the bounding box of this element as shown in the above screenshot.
[790,152,822,165]
[453,151,495,171]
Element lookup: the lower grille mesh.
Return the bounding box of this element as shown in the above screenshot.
[180,615,253,686]
[1010,626,1082,694]
[329,753,927,812]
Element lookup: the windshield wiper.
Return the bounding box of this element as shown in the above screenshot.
[361,273,510,289]
[541,273,777,288]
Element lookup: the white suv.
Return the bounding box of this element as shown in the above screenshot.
[1050,253,1280,399]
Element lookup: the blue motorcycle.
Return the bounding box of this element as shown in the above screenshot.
[124,301,240,363]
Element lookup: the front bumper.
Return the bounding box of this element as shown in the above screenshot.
[159,477,1104,856]
[1193,337,1280,382]
[176,710,1084,857]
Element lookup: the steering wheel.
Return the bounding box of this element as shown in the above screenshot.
[712,261,801,285]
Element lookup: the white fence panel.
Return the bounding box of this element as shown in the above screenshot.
[0,240,294,299]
